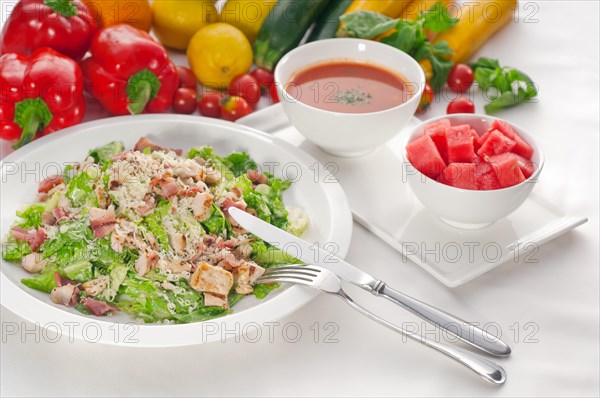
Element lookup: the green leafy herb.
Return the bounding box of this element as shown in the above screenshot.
[88,141,125,165]
[188,146,234,180]
[470,57,538,113]
[379,2,458,91]
[339,11,399,39]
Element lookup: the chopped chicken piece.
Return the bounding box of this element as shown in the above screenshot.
[82,275,110,297]
[189,261,233,308]
[21,253,48,273]
[50,284,79,307]
[191,192,213,221]
[233,262,265,294]
[135,248,159,276]
[167,231,186,253]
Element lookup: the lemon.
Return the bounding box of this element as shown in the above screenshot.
[220,0,277,43]
[152,0,219,50]
[187,23,253,89]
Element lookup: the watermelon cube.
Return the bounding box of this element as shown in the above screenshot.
[513,153,535,178]
[440,163,477,190]
[424,119,451,163]
[477,129,516,158]
[470,129,481,152]
[490,119,534,159]
[406,134,446,179]
[487,153,526,188]
[446,124,475,163]
[490,119,516,139]
[475,161,501,190]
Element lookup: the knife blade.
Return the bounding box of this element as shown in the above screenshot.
[228,207,511,357]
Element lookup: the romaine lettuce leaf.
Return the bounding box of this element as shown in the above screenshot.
[88,141,124,165]
[22,265,58,293]
[1,237,31,262]
[202,204,231,237]
[15,203,46,229]
[143,200,171,250]
[66,170,98,208]
[223,152,257,177]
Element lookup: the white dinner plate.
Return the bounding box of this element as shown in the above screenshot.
[0,115,353,347]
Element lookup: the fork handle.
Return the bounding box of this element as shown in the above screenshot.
[336,290,506,385]
[372,282,511,357]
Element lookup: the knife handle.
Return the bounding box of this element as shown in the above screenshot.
[373,282,511,357]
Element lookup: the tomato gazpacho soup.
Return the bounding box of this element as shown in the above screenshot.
[287,60,413,113]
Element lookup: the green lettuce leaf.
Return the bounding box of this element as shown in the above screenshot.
[22,265,58,293]
[253,283,280,299]
[66,170,98,208]
[143,200,171,250]
[88,141,124,165]
[15,203,46,229]
[202,204,231,237]
[224,152,257,177]
[2,237,32,262]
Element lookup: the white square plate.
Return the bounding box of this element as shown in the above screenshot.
[239,104,588,287]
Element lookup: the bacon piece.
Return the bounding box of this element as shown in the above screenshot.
[42,212,56,226]
[89,207,116,238]
[11,226,47,251]
[135,194,156,216]
[221,198,247,227]
[134,137,181,155]
[247,169,268,184]
[38,175,64,193]
[81,298,119,316]
[51,284,79,307]
[53,271,78,287]
[52,207,68,222]
[158,180,180,199]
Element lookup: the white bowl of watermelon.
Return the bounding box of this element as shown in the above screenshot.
[402,114,544,229]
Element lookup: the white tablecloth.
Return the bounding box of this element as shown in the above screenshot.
[1,1,599,396]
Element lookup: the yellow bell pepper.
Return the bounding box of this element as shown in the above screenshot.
[421,0,517,81]
[152,0,219,50]
[221,0,277,43]
[82,0,153,32]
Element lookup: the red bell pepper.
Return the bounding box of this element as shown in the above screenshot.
[1,0,98,61]
[81,25,179,115]
[0,48,85,149]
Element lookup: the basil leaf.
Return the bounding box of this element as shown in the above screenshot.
[428,54,454,91]
[430,40,454,57]
[381,23,417,53]
[339,11,399,39]
[421,2,458,32]
[470,57,501,71]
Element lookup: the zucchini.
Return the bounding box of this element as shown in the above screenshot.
[307,0,353,42]
[254,0,331,70]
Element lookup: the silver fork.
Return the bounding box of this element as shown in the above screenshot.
[258,265,506,385]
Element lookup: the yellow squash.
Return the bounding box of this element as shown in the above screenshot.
[152,0,219,50]
[221,0,277,43]
[421,0,517,79]
[337,0,412,36]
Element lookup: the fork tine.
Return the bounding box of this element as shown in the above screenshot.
[265,265,323,273]
[257,276,313,286]
[263,268,320,278]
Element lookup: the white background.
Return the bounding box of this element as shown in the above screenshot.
[1,1,599,396]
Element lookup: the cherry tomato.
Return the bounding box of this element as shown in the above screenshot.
[177,66,197,89]
[221,96,252,121]
[172,88,198,114]
[198,91,224,118]
[250,67,275,91]
[269,83,279,103]
[227,74,261,108]
[417,82,434,114]
[447,97,475,114]
[447,64,474,93]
